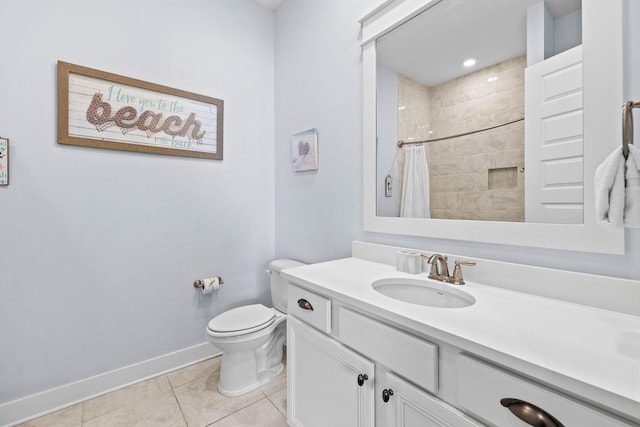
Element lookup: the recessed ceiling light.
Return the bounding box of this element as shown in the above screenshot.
[463,57,477,67]
[487,76,498,82]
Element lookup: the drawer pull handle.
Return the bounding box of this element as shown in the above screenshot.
[297,299,314,311]
[500,398,564,427]
[382,388,394,402]
[357,373,368,386]
[358,374,369,387]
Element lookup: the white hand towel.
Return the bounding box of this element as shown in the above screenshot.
[624,145,640,227]
[595,144,640,228]
[595,147,626,227]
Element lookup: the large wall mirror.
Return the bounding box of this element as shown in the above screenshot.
[361,0,624,253]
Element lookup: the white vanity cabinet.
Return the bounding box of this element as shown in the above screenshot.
[287,285,375,427]
[282,251,640,425]
[336,307,482,427]
[287,316,375,427]
[285,279,640,426]
[287,284,481,427]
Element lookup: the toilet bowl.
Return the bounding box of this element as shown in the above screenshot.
[206,259,305,396]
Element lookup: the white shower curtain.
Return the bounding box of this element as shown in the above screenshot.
[400,145,430,218]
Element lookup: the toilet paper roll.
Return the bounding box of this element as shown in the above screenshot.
[201,277,221,295]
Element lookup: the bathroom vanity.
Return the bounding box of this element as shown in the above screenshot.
[284,243,640,427]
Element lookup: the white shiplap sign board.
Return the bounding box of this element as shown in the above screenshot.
[58,61,224,160]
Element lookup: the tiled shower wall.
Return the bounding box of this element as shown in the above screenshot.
[398,56,526,221]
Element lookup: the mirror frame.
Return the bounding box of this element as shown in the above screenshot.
[361,0,625,254]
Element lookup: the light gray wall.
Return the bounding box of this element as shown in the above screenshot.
[274,0,640,280]
[527,2,554,66]
[527,3,582,66]
[376,64,399,217]
[0,0,275,404]
[274,0,368,262]
[555,9,582,54]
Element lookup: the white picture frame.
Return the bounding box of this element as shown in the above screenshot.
[291,128,318,172]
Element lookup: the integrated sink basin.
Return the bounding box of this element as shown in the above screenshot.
[372,278,476,308]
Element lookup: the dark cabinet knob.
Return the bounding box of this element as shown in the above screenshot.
[500,398,564,427]
[297,298,314,311]
[382,388,394,402]
[357,374,368,386]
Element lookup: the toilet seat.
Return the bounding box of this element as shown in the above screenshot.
[207,304,276,338]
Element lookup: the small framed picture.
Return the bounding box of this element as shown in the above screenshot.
[291,128,318,172]
[0,137,8,185]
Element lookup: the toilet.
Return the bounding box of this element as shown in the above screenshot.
[206,259,305,396]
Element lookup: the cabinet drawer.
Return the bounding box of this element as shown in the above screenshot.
[457,354,633,426]
[337,308,438,393]
[287,284,331,333]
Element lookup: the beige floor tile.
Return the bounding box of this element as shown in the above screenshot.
[173,374,265,427]
[82,392,186,427]
[167,356,221,389]
[16,404,82,427]
[82,375,172,422]
[209,398,287,427]
[18,354,288,427]
[259,367,286,396]
[267,388,287,418]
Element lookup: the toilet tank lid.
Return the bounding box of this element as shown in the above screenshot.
[269,259,306,272]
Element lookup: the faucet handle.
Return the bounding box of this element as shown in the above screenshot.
[419,253,449,262]
[451,259,476,285]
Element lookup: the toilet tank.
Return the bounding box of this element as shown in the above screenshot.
[269,259,306,313]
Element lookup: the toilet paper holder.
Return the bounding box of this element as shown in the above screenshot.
[193,276,224,289]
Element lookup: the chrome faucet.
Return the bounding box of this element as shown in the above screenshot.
[423,253,476,285]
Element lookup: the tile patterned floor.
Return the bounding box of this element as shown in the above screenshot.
[18,356,287,427]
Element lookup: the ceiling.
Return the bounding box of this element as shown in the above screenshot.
[253,0,283,10]
[377,0,581,87]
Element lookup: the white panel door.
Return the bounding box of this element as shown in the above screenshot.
[287,317,375,427]
[384,373,481,427]
[525,45,584,224]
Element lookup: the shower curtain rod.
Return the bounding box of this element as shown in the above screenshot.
[397,117,524,147]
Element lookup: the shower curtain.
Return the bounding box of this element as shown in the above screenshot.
[400,145,430,218]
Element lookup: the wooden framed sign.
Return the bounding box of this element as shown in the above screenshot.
[57,61,223,160]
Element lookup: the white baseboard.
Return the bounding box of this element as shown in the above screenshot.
[0,342,221,427]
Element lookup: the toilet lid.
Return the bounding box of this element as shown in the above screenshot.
[207,304,276,333]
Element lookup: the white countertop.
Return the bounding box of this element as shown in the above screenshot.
[282,257,640,422]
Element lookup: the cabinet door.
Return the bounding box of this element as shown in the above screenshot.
[287,316,375,427]
[384,373,481,427]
